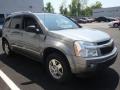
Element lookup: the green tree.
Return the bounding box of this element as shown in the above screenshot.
[83,1,102,16]
[91,1,102,9]
[59,0,102,17]
[60,5,64,14]
[69,0,81,17]
[60,5,69,16]
[45,2,54,13]
[64,8,68,16]
[83,6,92,16]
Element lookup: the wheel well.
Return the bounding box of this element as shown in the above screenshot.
[2,37,7,42]
[43,48,66,60]
[2,37,8,45]
[2,38,7,51]
[43,48,71,70]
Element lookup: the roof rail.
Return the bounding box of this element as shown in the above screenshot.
[11,11,32,15]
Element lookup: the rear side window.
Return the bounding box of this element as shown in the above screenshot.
[10,16,22,29]
[4,18,11,28]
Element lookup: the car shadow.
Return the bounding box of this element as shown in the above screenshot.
[0,53,119,90]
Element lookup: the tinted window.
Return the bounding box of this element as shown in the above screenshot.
[4,18,11,28]
[23,16,43,33]
[37,14,79,31]
[10,16,22,29]
[23,16,38,29]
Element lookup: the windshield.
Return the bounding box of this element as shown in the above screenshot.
[36,14,79,31]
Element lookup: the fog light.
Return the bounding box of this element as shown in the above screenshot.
[90,64,96,68]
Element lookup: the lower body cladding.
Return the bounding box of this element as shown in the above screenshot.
[68,47,118,74]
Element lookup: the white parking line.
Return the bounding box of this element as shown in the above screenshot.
[0,69,20,90]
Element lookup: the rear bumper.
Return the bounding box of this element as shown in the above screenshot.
[70,47,118,74]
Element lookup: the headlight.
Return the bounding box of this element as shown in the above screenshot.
[74,41,98,57]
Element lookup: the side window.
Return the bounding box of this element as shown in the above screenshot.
[23,16,37,29]
[10,16,22,29]
[4,18,11,28]
[23,16,43,33]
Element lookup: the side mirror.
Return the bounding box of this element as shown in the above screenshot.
[26,25,40,34]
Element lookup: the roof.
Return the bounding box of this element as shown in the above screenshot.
[6,11,58,19]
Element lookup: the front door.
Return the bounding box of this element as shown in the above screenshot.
[22,15,45,58]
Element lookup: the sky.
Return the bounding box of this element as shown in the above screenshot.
[44,0,120,13]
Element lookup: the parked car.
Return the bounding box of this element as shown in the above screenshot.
[108,20,120,28]
[70,18,78,23]
[2,12,118,82]
[81,17,94,23]
[77,18,87,23]
[95,17,115,22]
[107,17,117,21]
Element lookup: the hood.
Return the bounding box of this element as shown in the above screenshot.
[110,20,119,23]
[50,28,110,42]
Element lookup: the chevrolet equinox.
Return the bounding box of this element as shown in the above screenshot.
[2,12,118,82]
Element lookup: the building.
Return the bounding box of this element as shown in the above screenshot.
[93,6,120,18]
[0,0,44,19]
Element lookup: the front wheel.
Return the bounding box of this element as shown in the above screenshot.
[114,23,118,28]
[46,53,72,83]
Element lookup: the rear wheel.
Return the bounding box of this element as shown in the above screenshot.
[46,53,72,83]
[2,40,13,56]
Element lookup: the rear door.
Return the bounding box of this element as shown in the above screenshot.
[8,15,23,47]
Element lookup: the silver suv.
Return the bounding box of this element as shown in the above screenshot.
[2,12,118,82]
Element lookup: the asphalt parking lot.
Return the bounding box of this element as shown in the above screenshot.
[0,22,120,90]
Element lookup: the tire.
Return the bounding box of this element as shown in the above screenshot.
[2,40,13,56]
[46,53,72,83]
[114,23,118,28]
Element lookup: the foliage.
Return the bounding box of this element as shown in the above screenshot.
[60,5,69,16]
[45,2,54,13]
[83,1,102,16]
[64,0,102,17]
[91,1,102,9]
[44,1,102,17]
[68,0,81,16]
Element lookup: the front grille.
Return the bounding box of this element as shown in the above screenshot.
[100,43,114,55]
[97,39,110,45]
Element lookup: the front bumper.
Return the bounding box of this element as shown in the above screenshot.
[108,23,113,27]
[70,47,118,74]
